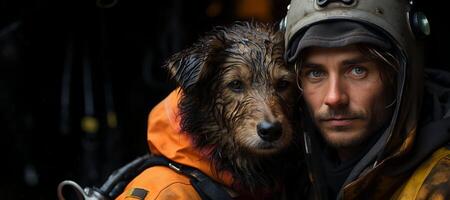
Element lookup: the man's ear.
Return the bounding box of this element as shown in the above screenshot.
[164,34,225,92]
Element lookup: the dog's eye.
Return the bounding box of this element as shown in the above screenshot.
[227,80,244,92]
[276,80,291,91]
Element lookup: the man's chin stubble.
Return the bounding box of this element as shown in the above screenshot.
[320,127,367,149]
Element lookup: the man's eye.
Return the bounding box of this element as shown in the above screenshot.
[349,66,367,78]
[306,70,325,79]
[227,80,244,92]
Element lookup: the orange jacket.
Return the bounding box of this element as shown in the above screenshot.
[116,88,234,200]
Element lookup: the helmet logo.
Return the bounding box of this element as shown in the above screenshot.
[316,0,354,7]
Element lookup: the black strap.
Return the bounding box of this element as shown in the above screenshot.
[96,154,233,200]
[98,154,171,198]
[168,162,233,200]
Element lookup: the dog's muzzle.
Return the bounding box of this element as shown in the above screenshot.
[257,121,282,142]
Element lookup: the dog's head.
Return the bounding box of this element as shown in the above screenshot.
[165,22,299,157]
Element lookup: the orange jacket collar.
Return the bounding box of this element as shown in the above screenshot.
[147,88,234,187]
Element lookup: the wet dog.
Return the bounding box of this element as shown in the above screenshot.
[165,22,300,194]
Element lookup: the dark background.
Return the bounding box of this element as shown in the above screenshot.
[0,0,447,199]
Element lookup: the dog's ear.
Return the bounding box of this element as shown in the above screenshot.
[164,33,226,92]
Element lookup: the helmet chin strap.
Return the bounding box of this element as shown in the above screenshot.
[294,63,304,95]
[385,98,397,109]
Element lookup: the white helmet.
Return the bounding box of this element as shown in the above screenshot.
[283,0,430,65]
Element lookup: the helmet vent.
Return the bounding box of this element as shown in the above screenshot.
[316,0,355,7]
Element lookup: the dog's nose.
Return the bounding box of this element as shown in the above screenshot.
[257,121,282,142]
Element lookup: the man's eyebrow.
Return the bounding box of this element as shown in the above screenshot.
[301,55,371,69]
[302,62,323,69]
[341,56,371,66]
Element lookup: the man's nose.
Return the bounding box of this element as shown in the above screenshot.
[324,77,348,107]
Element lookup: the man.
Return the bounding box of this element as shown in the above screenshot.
[282,0,450,199]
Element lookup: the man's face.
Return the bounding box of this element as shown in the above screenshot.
[299,45,393,148]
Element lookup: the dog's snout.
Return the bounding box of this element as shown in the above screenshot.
[257,121,282,142]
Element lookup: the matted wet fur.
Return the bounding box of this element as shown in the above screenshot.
[164,22,301,194]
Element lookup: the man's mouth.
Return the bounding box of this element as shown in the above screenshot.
[325,119,354,126]
[321,117,358,127]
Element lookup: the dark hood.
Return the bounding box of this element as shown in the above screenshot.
[392,68,450,174]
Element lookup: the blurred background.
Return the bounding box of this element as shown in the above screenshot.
[0,0,447,199]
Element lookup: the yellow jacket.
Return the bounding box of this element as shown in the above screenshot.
[392,147,450,200]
